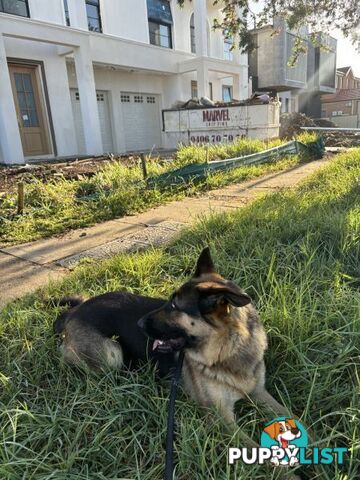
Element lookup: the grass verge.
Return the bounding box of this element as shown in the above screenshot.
[0,134,316,246]
[1,147,358,480]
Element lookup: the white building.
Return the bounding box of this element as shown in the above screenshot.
[0,0,249,165]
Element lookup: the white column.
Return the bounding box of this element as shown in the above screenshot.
[44,54,78,156]
[194,0,208,57]
[74,43,103,155]
[68,0,88,30]
[213,79,223,102]
[0,34,24,165]
[197,62,209,99]
[233,74,241,101]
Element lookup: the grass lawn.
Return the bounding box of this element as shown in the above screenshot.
[1,148,359,479]
[0,135,315,246]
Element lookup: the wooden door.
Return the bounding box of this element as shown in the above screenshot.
[9,64,51,156]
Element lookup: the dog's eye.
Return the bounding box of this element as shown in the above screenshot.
[171,300,178,310]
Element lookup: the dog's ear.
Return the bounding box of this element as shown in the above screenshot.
[264,422,277,439]
[286,419,297,429]
[197,281,251,307]
[194,247,215,277]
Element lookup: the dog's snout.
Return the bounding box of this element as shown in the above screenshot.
[291,427,300,435]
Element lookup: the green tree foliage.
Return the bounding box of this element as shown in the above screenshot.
[177,0,360,59]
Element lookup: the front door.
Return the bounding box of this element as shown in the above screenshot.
[9,64,51,157]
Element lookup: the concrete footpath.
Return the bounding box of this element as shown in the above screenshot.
[0,157,330,308]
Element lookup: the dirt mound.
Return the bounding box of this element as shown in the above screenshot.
[280,113,316,139]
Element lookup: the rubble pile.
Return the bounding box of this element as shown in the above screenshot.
[323,131,360,147]
[280,112,317,138]
[0,155,148,194]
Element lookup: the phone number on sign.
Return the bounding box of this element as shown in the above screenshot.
[190,133,243,143]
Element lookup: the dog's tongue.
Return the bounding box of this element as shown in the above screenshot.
[281,438,288,448]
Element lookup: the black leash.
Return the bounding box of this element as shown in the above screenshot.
[164,349,185,480]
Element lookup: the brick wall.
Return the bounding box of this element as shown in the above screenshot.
[322,101,353,118]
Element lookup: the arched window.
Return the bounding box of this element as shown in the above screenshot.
[190,13,211,55]
[224,36,233,61]
[190,13,196,53]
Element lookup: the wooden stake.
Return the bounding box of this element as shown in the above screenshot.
[205,145,209,163]
[17,182,24,215]
[140,154,148,180]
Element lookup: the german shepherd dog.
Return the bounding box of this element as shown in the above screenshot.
[54,247,289,424]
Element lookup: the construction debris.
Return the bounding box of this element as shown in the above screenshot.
[0,154,163,194]
[172,91,279,110]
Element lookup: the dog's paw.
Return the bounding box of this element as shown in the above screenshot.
[289,457,299,467]
[270,457,280,467]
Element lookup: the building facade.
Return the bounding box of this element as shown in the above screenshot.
[249,20,337,118]
[321,67,360,128]
[321,90,360,119]
[0,0,249,165]
[335,66,360,90]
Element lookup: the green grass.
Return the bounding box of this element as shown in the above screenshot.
[0,135,316,246]
[1,148,358,480]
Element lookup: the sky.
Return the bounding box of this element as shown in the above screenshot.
[334,32,360,76]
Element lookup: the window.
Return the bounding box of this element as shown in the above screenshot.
[0,0,29,17]
[147,0,173,49]
[149,21,172,48]
[345,101,352,107]
[86,0,102,33]
[147,96,156,104]
[222,85,232,102]
[134,95,144,103]
[224,37,233,61]
[121,94,130,103]
[191,80,198,99]
[14,72,39,127]
[209,82,213,101]
[190,13,196,53]
[63,0,70,26]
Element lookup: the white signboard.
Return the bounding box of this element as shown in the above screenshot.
[163,104,280,146]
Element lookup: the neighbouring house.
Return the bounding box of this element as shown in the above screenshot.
[320,67,360,128]
[249,19,337,117]
[335,66,360,90]
[0,0,250,165]
[321,89,360,128]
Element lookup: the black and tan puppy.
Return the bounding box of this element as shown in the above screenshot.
[55,247,288,423]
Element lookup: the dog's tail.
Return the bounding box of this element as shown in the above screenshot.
[53,296,85,335]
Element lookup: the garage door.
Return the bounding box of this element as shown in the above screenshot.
[120,92,161,151]
[71,89,114,155]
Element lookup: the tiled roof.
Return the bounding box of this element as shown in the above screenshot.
[321,89,360,103]
[337,66,351,74]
